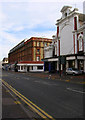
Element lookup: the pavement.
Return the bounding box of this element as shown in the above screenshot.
[24,71,85,85]
[2,85,39,120]
[2,86,29,120]
[5,70,85,85]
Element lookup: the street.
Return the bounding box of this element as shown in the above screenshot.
[2,70,85,119]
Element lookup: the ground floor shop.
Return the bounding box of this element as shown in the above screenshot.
[43,54,85,73]
[17,61,44,72]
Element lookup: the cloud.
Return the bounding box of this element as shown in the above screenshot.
[0,0,84,2]
[0,0,84,61]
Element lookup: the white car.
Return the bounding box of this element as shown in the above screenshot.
[66,68,82,75]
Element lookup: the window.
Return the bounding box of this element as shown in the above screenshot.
[44,42,47,46]
[65,13,67,17]
[37,42,40,46]
[37,49,40,52]
[37,49,40,54]
[37,66,43,70]
[37,56,40,61]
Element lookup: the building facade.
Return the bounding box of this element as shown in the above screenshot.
[2,57,9,70]
[43,6,85,73]
[8,37,52,72]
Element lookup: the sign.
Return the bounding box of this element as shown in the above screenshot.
[59,56,66,64]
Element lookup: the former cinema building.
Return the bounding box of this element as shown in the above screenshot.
[43,6,85,73]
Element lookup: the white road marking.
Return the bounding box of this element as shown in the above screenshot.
[35,80,58,86]
[67,88,85,94]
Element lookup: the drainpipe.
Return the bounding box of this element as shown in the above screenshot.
[83,21,85,73]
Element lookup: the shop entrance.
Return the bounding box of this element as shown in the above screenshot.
[27,66,29,72]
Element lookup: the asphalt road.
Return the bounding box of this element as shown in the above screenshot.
[2,70,85,119]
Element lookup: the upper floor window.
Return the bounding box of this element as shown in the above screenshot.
[65,13,67,17]
[37,49,40,54]
[37,42,40,46]
[44,42,47,46]
[37,56,40,61]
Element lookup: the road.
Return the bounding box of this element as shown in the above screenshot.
[2,70,85,119]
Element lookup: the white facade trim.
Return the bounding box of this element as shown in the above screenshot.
[66,56,76,60]
[77,56,85,60]
[48,58,58,61]
[17,63,44,66]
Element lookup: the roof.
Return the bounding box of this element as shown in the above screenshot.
[9,37,52,54]
[3,58,8,62]
[29,37,52,41]
[60,6,72,12]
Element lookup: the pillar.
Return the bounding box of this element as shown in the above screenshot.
[49,62,51,72]
[75,59,78,69]
[44,62,45,71]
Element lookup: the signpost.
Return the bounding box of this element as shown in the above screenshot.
[59,56,66,76]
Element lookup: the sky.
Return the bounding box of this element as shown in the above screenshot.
[0,0,84,61]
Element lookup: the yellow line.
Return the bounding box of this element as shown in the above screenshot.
[14,101,21,104]
[1,79,55,120]
[65,80,70,82]
[2,80,47,119]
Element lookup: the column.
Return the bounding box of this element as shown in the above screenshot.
[66,61,69,69]
[75,33,78,54]
[57,61,59,71]
[49,62,51,72]
[75,59,78,69]
[84,60,85,73]
[44,62,45,71]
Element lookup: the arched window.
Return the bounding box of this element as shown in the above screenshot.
[78,34,83,51]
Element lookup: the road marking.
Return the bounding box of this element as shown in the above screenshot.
[80,82,85,84]
[67,88,85,94]
[35,81,58,86]
[14,101,21,104]
[1,79,55,120]
[65,80,70,82]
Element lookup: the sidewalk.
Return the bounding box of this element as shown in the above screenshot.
[3,70,85,84]
[26,72,85,84]
[2,86,31,120]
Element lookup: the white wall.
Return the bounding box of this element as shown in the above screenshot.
[44,45,53,58]
[58,16,75,55]
[18,64,44,72]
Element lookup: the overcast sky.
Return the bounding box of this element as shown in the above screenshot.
[0,0,84,60]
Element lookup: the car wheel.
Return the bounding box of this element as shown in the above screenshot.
[73,73,75,76]
[66,72,68,75]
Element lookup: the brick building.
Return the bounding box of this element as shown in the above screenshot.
[8,37,52,72]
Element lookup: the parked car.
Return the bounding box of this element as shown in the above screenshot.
[66,68,82,75]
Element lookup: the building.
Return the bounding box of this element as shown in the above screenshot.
[8,37,52,72]
[2,57,9,70]
[43,6,85,73]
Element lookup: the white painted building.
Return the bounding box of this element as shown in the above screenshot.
[43,6,85,73]
[17,61,44,72]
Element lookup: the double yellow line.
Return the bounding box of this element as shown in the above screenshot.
[1,79,55,120]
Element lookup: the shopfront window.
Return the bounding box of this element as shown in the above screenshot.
[78,60,84,70]
[37,66,43,70]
